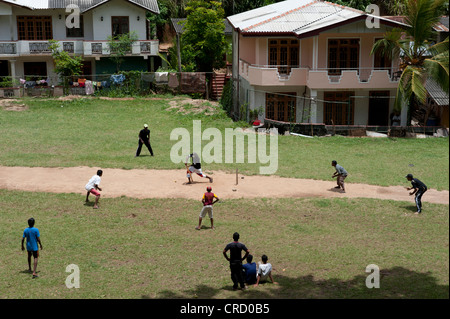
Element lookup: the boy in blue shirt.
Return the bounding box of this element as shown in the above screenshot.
[242,254,257,285]
[21,218,43,278]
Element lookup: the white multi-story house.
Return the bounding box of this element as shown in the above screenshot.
[0,0,160,82]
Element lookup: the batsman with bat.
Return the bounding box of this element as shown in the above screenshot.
[185,152,213,184]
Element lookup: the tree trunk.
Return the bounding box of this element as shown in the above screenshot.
[407,94,415,126]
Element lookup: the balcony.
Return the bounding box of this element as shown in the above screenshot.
[307,67,401,89]
[83,40,159,57]
[239,60,308,86]
[0,42,17,55]
[0,40,159,57]
[238,59,400,89]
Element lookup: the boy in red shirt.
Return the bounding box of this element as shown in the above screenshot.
[196,186,219,230]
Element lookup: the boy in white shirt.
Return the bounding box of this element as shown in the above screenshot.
[254,254,278,287]
[85,170,103,209]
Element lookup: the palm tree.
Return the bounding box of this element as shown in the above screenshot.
[371,0,449,125]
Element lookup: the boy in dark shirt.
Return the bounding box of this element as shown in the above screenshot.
[223,232,250,290]
[135,124,154,157]
[406,174,428,214]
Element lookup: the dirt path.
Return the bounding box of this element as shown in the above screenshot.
[0,166,448,205]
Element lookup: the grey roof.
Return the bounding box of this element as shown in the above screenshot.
[171,18,233,35]
[227,0,408,36]
[0,0,159,13]
[426,78,449,106]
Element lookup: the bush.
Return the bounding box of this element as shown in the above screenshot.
[219,79,233,117]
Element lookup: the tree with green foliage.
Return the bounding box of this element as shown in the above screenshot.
[106,31,139,73]
[48,40,83,93]
[147,0,187,41]
[326,0,372,11]
[221,0,281,16]
[182,0,229,72]
[371,0,449,125]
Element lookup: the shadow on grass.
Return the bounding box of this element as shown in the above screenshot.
[150,267,448,299]
[84,201,95,207]
[401,205,419,213]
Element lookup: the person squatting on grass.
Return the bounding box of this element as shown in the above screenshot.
[406,174,428,214]
[135,124,154,157]
[196,186,219,230]
[332,160,348,193]
[223,232,250,290]
[85,170,103,209]
[254,254,278,287]
[185,152,213,183]
[21,218,43,279]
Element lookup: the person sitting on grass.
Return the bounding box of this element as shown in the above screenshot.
[85,169,103,209]
[254,254,278,287]
[21,218,43,279]
[242,254,257,285]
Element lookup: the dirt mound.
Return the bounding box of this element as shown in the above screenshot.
[167,98,220,115]
[0,99,28,111]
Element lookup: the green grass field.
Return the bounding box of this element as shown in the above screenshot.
[0,96,448,190]
[0,190,448,299]
[0,96,448,299]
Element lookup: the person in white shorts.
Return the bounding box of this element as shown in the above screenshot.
[196,186,219,230]
[185,152,213,183]
[254,254,278,287]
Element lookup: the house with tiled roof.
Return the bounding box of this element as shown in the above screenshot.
[227,0,411,127]
[0,0,160,81]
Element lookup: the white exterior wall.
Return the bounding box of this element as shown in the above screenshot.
[354,90,370,125]
[0,15,12,41]
[91,0,147,40]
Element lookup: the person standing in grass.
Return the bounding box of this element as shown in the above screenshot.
[21,218,43,279]
[406,174,428,214]
[223,232,250,290]
[135,124,154,157]
[196,186,219,230]
[85,169,103,209]
[331,160,348,193]
[254,254,278,287]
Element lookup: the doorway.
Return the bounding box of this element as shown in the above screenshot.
[368,91,390,126]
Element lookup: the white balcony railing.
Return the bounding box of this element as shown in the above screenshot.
[311,67,401,83]
[0,40,159,57]
[0,42,17,55]
[83,40,159,56]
